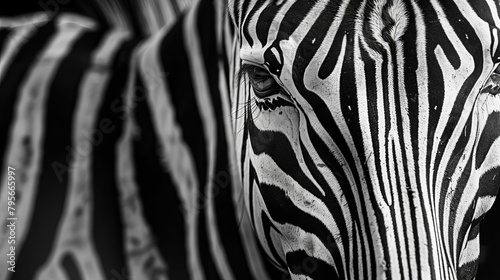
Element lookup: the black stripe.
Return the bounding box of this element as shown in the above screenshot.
[452,158,474,260]
[275,0,328,44]
[0,21,55,194]
[468,0,497,29]
[220,15,232,101]
[478,167,500,198]
[422,0,447,221]
[401,1,420,169]
[13,23,105,280]
[389,140,408,280]
[468,222,480,242]
[388,37,424,280]
[257,235,287,279]
[241,0,266,47]
[61,253,82,280]
[132,73,189,279]
[91,36,139,278]
[458,258,478,280]
[247,160,257,227]
[301,108,372,278]
[401,6,438,277]
[160,13,219,279]
[260,208,288,269]
[298,138,352,273]
[335,15,379,278]
[255,3,279,45]
[476,112,500,167]
[0,28,11,57]
[456,202,478,280]
[197,0,256,277]
[239,91,250,202]
[247,117,323,198]
[258,182,345,277]
[441,114,472,258]
[319,1,361,79]
[426,1,481,194]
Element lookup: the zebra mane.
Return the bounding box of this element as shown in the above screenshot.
[90,0,190,37]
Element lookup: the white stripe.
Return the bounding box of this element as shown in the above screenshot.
[252,153,341,271]
[184,2,236,278]
[411,1,441,277]
[0,12,49,27]
[453,89,500,259]
[473,195,497,221]
[0,16,90,279]
[117,46,169,280]
[458,234,480,267]
[249,174,286,266]
[239,0,263,50]
[278,224,337,274]
[136,25,204,280]
[216,13,273,280]
[35,28,131,280]
[0,13,49,83]
[428,2,477,273]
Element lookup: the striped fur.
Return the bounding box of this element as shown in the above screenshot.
[1,0,500,279]
[0,10,139,280]
[0,0,280,279]
[229,0,500,279]
[115,0,281,278]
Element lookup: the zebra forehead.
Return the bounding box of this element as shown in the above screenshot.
[363,0,409,43]
[241,0,411,45]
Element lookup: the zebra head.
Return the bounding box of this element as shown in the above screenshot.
[229,0,500,279]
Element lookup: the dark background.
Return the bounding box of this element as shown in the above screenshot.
[477,195,500,279]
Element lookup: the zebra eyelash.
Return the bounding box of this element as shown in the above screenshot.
[237,63,282,94]
[236,64,259,85]
[481,84,500,96]
[237,64,294,111]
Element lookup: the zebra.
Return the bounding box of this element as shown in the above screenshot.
[229,0,500,279]
[228,0,500,279]
[1,0,499,280]
[0,3,145,279]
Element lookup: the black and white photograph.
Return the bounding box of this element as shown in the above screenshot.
[1,0,499,279]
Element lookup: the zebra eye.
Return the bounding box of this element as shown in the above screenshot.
[481,65,500,95]
[245,65,281,98]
